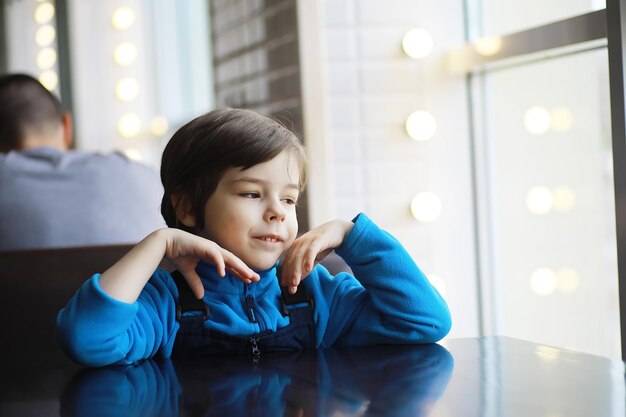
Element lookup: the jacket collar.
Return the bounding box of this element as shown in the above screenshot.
[195,260,279,295]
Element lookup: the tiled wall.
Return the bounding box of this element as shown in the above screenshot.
[209,0,309,230]
[322,0,479,337]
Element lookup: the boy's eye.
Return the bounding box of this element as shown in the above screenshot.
[282,197,297,205]
[240,192,260,198]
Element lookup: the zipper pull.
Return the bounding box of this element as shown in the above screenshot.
[246,295,258,323]
[249,337,261,358]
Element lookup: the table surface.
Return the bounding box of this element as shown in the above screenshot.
[1,336,624,417]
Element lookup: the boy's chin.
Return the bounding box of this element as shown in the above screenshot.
[244,256,280,272]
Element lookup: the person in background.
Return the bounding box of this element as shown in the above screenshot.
[0,73,164,250]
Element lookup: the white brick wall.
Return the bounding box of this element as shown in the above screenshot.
[317,0,479,337]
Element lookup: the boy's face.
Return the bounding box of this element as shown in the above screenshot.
[200,151,300,271]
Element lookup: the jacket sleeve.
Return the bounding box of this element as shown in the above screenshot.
[56,269,180,367]
[310,213,451,347]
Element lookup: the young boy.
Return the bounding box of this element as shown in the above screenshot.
[57,108,451,366]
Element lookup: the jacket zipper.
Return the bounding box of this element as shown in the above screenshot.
[244,284,267,331]
[249,337,261,359]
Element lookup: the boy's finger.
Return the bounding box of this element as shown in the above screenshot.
[290,245,309,285]
[304,241,321,274]
[199,246,226,277]
[182,270,205,299]
[281,244,301,286]
[221,250,252,273]
[231,269,258,283]
[221,251,260,282]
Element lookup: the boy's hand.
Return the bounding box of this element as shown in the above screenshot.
[164,229,260,299]
[280,219,353,294]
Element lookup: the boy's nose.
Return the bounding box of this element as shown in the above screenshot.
[269,213,286,222]
[265,201,287,222]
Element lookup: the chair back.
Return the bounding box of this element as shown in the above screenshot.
[0,245,136,368]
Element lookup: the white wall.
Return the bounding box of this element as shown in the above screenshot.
[308,0,480,338]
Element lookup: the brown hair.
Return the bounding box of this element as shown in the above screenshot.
[160,108,308,232]
[0,73,63,152]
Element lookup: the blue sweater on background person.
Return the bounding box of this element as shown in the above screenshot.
[57,213,451,367]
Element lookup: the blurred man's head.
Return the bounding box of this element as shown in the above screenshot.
[0,73,72,153]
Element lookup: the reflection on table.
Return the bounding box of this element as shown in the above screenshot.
[1,337,624,417]
[60,343,452,417]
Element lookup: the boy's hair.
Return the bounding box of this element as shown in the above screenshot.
[0,73,64,152]
[160,108,308,232]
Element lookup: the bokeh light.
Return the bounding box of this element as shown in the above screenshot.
[117,113,142,138]
[524,106,551,135]
[36,47,57,70]
[405,110,437,141]
[112,6,136,30]
[550,106,573,132]
[34,2,55,24]
[557,268,579,293]
[35,25,56,47]
[474,36,503,56]
[114,42,138,66]
[38,70,58,91]
[402,29,434,59]
[410,192,442,222]
[115,77,140,102]
[530,268,557,296]
[526,186,553,215]
[552,186,575,212]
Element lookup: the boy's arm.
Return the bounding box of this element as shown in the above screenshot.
[57,269,180,366]
[57,228,260,366]
[295,213,451,346]
[100,228,259,303]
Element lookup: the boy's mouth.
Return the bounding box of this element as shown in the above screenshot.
[254,234,283,243]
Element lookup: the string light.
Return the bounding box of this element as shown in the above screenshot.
[550,106,573,132]
[474,36,503,56]
[552,186,575,212]
[36,47,57,70]
[410,192,442,222]
[524,106,551,135]
[402,28,433,59]
[34,2,55,24]
[117,113,142,138]
[38,70,58,91]
[526,186,553,215]
[530,268,557,296]
[556,268,579,293]
[114,42,138,66]
[405,110,437,141]
[35,25,56,47]
[112,6,136,30]
[115,77,140,102]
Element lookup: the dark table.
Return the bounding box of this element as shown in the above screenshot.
[0,336,623,416]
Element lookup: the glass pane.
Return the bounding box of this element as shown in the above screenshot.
[482,48,619,358]
[472,0,605,36]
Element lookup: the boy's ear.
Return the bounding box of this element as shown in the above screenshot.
[171,193,197,228]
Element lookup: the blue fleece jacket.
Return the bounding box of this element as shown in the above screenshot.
[57,213,451,366]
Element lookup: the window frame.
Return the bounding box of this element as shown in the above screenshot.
[454,2,626,359]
